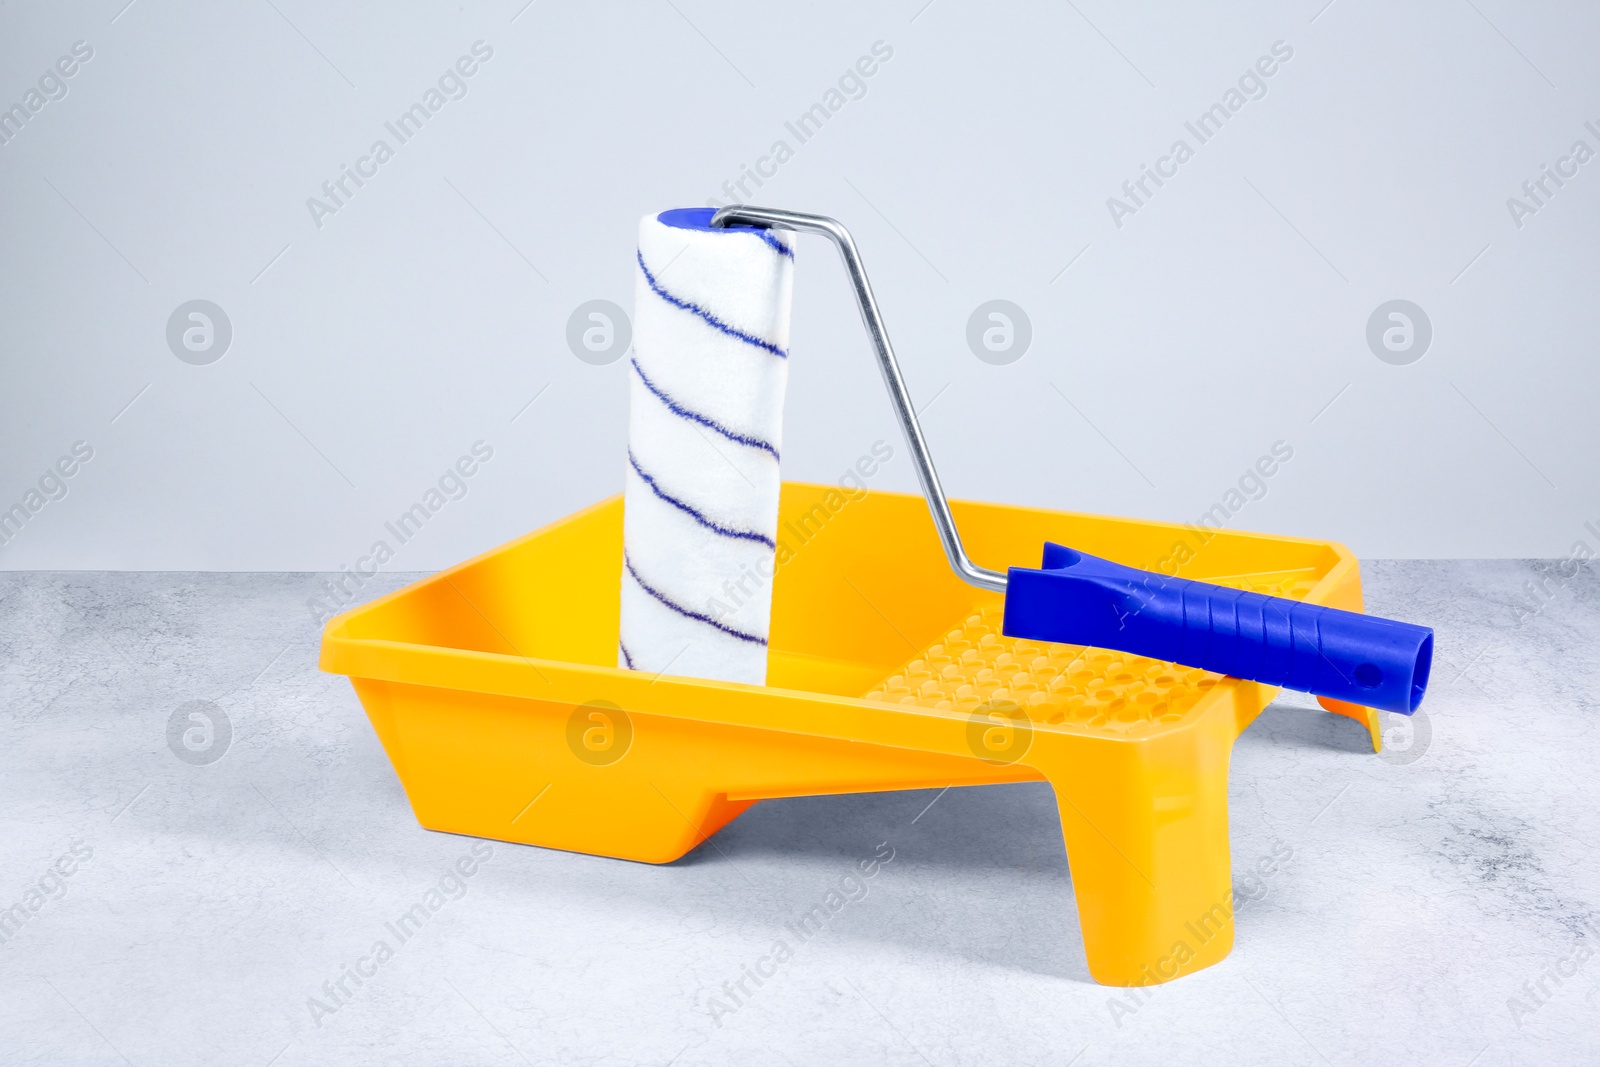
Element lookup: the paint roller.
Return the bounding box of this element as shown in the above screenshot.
[620,205,1433,715]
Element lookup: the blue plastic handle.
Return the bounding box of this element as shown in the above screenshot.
[1002,543,1433,714]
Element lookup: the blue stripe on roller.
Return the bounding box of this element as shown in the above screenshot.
[628,451,776,549]
[619,641,636,669]
[624,553,767,647]
[636,251,789,359]
[757,230,794,259]
[630,357,780,461]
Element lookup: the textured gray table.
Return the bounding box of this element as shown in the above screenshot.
[2,562,1596,1066]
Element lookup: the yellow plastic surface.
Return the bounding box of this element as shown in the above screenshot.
[320,483,1377,986]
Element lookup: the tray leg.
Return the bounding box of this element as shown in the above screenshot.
[1317,695,1382,752]
[1035,719,1237,986]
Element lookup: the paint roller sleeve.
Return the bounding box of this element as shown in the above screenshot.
[618,208,794,684]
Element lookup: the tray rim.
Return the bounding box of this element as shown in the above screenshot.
[320,483,1357,754]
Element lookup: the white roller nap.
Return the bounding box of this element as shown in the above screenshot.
[618,208,794,685]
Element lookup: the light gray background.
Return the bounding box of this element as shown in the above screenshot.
[2,0,1597,570]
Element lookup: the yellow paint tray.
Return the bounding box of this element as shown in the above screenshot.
[319,483,1379,986]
